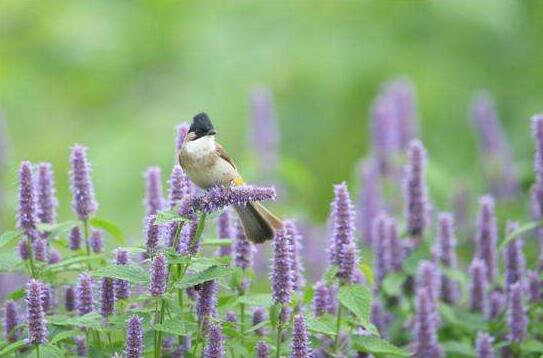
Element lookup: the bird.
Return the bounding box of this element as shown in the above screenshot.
[179,112,282,243]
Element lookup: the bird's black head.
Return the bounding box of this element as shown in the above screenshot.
[189,112,216,140]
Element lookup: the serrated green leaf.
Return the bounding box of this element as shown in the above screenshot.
[6,288,25,301]
[179,265,231,289]
[338,285,372,327]
[39,343,65,358]
[90,217,125,245]
[49,312,102,330]
[353,336,410,357]
[0,231,22,249]
[90,264,149,284]
[201,238,232,247]
[154,210,186,225]
[359,262,374,286]
[237,294,273,307]
[499,221,540,251]
[46,255,104,273]
[190,256,230,271]
[153,320,198,336]
[165,252,191,265]
[441,341,476,357]
[50,329,81,344]
[306,316,336,336]
[0,339,26,356]
[37,221,78,240]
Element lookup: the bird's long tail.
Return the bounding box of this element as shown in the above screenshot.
[234,202,283,243]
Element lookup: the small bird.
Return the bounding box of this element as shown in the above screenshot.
[179,112,282,243]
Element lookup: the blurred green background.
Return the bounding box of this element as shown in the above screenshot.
[1,0,543,240]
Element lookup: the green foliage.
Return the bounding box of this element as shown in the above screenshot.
[338,285,372,327]
[90,264,150,284]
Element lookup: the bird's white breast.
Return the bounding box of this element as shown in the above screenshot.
[181,136,238,189]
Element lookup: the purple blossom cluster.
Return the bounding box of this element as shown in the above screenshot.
[404,139,430,241]
[193,184,277,214]
[70,145,98,220]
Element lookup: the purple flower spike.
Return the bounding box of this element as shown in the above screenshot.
[178,220,199,256]
[89,229,104,254]
[40,283,52,314]
[36,162,58,227]
[357,158,382,247]
[114,249,131,300]
[194,185,277,214]
[249,87,280,172]
[76,273,95,316]
[256,341,269,358]
[413,289,443,358]
[74,336,87,357]
[252,307,266,336]
[144,167,165,216]
[469,258,488,314]
[17,161,38,236]
[125,315,143,358]
[475,332,495,358]
[233,219,255,271]
[291,314,312,358]
[65,286,76,312]
[416,261,441,312]
[404,139,430,241]
[149,253,167,297]
[384,78,419,149]
[388,218,405,272]
[100,278,115,317]
[487,290,505,320]
[176,122,190,153]
[474,195,498,282]
[216,209,233,257]
[284,220,305,291]
[144,216,160,255]
[507,282,527,343]
[271,228,293,305]
[471,92,519,199]
[532,114,543,183]
[167,164,188,209]
[69,227,82,251]
[196,280,217,331]
[70,145,98,220]
[18,239,30,260]
[33,238,48,262]
[312,281,329,317]
[25,279,48,344]
[48,248,61,264]
[4,300,19,343]
[435,213,460,304]
[226,310,237,323]
[371,94,398,174]
[329,183,358,283]
[527,271,541,303]
[203,323,224,358]
[373,213,391,286]
[504,221,525,292]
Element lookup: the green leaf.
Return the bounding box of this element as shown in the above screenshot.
[441,341,476,357]
[37,221,78,240]
[403,242,430,274]
[46,255,104,272]
[39,344,65,358]
[179,265,231,289]
[0,231,22,249]
[0,254,23,273]
[499,221,540,251]
[324,265,339,284]
[117,246,146,254]
[153,320,198,336]
[0,339,26,356]
[521,340,543,354]
[165,252,191,265]
[237,294,273,307]
[381,273,406,297]
[352,336,410,357]
[90,217,125,245]
[51,329,81,344]
[6,288,25,301]
[90,264,149,284]
[201,238,232,247]
[190,256,230,271]
[306,316,336,336]
[338,285,372,327]
[359,262,374,286]
[49,312,102,330]
[154,210,186,225]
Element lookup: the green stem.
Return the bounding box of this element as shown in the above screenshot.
[156,299,166,358]
[240,302,245,338]
[334,303,343,350]
[83,220,91,270]
[35,344,40,358]
[275,322,283,358]
[154,300,159,358]
[27,238,37,279]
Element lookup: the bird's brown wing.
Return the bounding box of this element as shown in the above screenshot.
[215,143,237,170]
